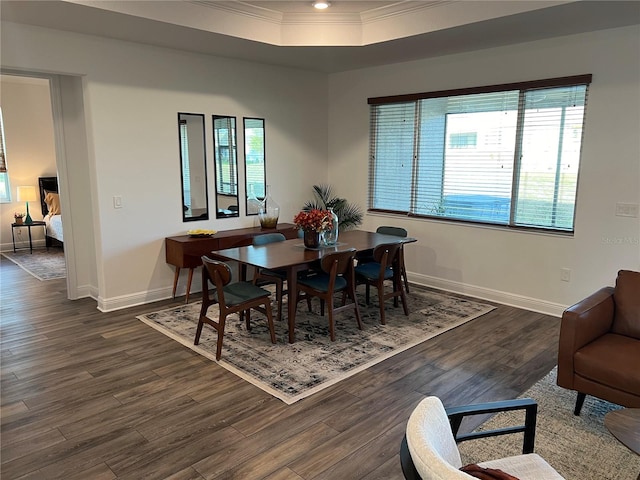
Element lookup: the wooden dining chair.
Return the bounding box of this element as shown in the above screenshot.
[252,233,288,322]
[355,241,409,325]
[194,255,276,360]
[376,226,410,293]
[294,248,363,341]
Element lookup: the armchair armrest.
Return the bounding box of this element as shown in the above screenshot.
[446,398,538,454]
[557,286,615,388]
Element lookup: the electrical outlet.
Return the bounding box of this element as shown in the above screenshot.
[560,268,571,282]
[615,202,639,217]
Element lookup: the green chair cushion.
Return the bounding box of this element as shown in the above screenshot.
[354,262,393,281]
[298,273,347,292]
[216,282,270,306]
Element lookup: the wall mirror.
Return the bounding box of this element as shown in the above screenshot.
[178,112,209,222]
[244,117,266,215]
[212,115,239,218]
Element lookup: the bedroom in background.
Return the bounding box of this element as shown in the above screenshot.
[0,74,66,282]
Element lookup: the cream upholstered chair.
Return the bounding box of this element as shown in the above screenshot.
[401,396,564,480]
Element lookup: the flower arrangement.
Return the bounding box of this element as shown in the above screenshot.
[293,209,333,232]
[14,213,25,219]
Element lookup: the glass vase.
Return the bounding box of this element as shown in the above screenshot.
[259,185,280,229]
[247,184,262,215]
[322,207,339,245]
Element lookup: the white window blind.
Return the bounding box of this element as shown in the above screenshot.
[368,75,591,232]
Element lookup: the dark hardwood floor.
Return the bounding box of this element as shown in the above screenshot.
[0,256,560,479]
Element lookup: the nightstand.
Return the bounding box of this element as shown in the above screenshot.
[11,221,47,254]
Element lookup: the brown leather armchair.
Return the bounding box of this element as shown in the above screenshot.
[557,269,640,415]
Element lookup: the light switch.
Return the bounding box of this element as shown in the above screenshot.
[113,196,123,209]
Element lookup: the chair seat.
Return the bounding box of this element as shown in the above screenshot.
[354,262,393,281]
[298,273,347,292]
[216,282,271,306]
[480,453,564,480]
[575,333,640,397]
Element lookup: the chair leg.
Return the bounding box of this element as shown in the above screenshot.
[377,284,386,325]
[244,309,252,331]
[276,281,283,322]
[194,316,205,345]
[574,392,586,416]
[263,300,276,344]
[348,285,363,330]
[327,303,336,341]
[215,314,227,360]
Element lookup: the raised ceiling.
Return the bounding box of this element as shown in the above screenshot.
[2,0,639,72]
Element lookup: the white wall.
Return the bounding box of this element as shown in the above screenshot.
[3,20,638,315]
[2,21,328,310]
[0,76,57,250]
[328,25,640,315]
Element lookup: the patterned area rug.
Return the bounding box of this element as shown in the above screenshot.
[459,367,640,480]
[2,249,66,281]
[137,287,495,404]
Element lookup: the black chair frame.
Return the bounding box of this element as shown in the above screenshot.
[400,398,538,480]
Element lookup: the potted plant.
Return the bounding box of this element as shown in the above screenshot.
[302,184,363,231]
[14,213,25,225]
[293,209,332,248]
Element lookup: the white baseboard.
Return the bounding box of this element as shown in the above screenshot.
[97,274,565,317]
[408,273,565,317]
[97,286,176,312]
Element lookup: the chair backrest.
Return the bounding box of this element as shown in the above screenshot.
[320,248,357,277]
[377,225,408,237]
[406,397,469,479]
[373,241,403,268]
[201,256,232,288]
[253,232,286,246]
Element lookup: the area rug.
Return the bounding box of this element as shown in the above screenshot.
[458,367,640,480]
[137,287,495,404]
[1,249,66,281]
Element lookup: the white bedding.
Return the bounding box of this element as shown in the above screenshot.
[44,214,63,242]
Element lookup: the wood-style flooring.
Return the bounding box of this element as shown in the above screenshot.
[0,256,560,479]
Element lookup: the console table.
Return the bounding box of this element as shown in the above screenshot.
[166,223,298,302]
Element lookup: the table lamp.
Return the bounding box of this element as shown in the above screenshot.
[16,185,37,225]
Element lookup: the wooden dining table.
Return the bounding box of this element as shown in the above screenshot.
[209,229,416,343]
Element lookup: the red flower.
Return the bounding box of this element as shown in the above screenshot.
[293,209,332,232]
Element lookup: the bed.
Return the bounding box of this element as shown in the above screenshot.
[38,176,64,248]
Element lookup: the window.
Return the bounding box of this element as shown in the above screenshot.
[0,107,10,203]
[368,75,591,232]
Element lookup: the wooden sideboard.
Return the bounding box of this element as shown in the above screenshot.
[166,223,298,302]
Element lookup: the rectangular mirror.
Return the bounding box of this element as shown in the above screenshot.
[212,115,239,218]
[244,117,266,215]
[178,112,209,222]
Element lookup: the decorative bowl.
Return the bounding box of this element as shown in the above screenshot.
[187,229,217,238]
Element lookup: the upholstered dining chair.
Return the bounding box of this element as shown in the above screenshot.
[252,233,288,322]
[401,396,564,480]
[376,225,410,293]
[194,256,276,360]
[294,248,363,341]
[354,241,408,325]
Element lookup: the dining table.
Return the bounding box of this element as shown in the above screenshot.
[209,229,417,343]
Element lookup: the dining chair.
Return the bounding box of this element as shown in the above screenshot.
[376,225,410,293]
[401,396,564,479]
[294,248,363,341]
[355,241,408,325]
[194,255,276,360]
[252,233,288,322]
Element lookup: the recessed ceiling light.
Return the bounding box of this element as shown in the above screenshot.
[312,1,330,10]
